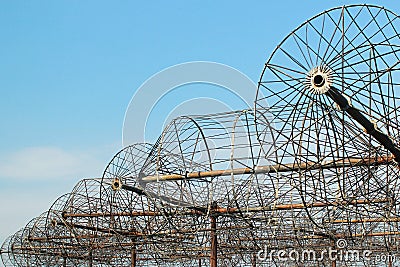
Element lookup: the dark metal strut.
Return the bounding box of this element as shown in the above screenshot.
[326,86,400,163]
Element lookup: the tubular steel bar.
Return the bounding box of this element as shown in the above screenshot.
[325,217,400,224]
[131,246,136,267]
[210,202,218,267]
[326,86,400,163]
[62,211,160,218]
[88,250,93,267]
[210,198,389,213]
[62,198,390,219]
[136,157,393,183]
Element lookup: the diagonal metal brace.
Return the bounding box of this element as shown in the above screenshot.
[325,86,400,163]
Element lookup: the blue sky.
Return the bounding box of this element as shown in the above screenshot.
[0,1,399,264]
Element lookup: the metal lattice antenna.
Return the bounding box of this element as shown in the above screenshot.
[3,4,400,267]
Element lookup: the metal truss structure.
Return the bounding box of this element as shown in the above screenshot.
[2,4,400,267]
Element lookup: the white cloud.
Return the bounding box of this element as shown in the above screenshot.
[0,144,120,261]
[0,146,111,180]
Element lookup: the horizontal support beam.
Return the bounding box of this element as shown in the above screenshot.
[28,234,113,242]
[63,211,159,218]
[139,156,393,183]
[232,231,400,242]
[14,231,400,253]
[61,198,389,219]
[210,198,389,214]
[52,220,141,237]
[325,217,400,224]
[29,225,248,244]
[8,249,112,262]
[45,199,390,242]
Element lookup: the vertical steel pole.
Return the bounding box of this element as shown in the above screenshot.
[210,202,218,267]
[252,254,257,267]
[331,240,336,267]
[88,250,93,267]
[131,245,137,267]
